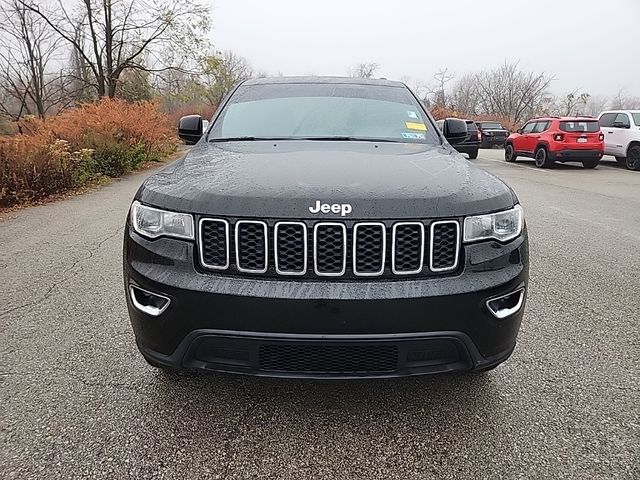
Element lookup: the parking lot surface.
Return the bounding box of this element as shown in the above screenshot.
[1,150,638,479]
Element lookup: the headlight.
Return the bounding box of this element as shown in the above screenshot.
[463,205,523,243]
[130,201,194,240]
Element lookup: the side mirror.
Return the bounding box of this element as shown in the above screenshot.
[516,128,523,134]
[178,115,203,145]
[442,118,467,145]
[612,121,630,129]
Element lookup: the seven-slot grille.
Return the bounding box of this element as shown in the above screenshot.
[198,218,460,278]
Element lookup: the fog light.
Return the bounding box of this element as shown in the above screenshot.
[486,287,525,319]
[129,285,170,316]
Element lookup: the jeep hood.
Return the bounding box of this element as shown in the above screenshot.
[138,141,517,219]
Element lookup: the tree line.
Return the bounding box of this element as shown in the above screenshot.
[1,1,638,131]
[0,0,253,128]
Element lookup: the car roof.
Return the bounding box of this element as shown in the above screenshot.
[529,116,598,122]
[242,76,406,88]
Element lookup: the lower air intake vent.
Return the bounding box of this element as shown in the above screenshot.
[259,344,398,373]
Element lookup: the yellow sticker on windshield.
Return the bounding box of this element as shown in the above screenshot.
[406,122,427,131]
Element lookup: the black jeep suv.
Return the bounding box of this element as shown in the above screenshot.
[437,119,479,159]
[477,121,510,148]
[124,77,529,378]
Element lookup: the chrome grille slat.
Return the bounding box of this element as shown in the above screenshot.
[391,222,424,275]
[353,222,386,276]
[199,218,229,270]
[235,220,268,274]
[274,221,307,275]
[429,220,460,272]
[313,222,347,276]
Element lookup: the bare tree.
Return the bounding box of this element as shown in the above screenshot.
[610,88,640,110]
[426,68,454,108]
[0,0,66,119]
[550,90,591,116]
[474,61,553,124]
[582,94,609,117]
[451,72,479,115]
[20,0,211,98]
[351,62,379,79]
[198,50,252,107]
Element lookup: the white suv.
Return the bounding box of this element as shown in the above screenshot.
[597,110,640,171]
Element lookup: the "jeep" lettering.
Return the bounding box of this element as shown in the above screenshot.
[308,200,352,217]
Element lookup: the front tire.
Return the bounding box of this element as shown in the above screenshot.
[534,147,552,168]
[582,159,599,169]
[505,144,517,162]
[626,146,640,171]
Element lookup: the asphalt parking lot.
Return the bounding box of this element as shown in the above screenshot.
[1,149,638,479]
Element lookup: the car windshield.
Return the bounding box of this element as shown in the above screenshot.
[480,122,503,129]
[632,113,640,126]
[559,121,600,132]
[208,82,440,144]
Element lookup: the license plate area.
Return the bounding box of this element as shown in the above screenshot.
[577,137,587,143]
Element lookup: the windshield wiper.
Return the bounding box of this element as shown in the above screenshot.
[295,136,398,142]
[209,136,401,143]
[209,136,288,142]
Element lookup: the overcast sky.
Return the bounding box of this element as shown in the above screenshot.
[209,0,639,97]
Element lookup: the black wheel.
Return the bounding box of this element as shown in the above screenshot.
[480,139,489,149]
[468,148,478,160]
[626,146,640,171]
[534,147,552,168]
[504,144,517,162]
[582,159,599,169]
[615,156,626,165]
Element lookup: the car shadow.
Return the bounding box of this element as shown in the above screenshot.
[145,370,504,448]
[516,160,588,170]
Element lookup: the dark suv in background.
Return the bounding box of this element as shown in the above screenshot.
[477,121,510,148]
[437,119,479,159]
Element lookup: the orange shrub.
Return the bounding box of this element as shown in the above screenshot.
[164,103,217,129]
[0,99,179,208]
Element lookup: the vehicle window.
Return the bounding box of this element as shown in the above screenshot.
[465,122,477,132]
[479,122,503,130]
[613,113,631,128]
[632,113,640,126]
[533,121,550,133]
[522,123,536,134]
[598,112,617,127]
[209,83,440,144]
[559,121,600,132]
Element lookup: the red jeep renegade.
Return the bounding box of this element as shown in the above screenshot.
[504,117,604,168]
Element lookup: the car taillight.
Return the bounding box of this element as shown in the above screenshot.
[477,130,481,141]
[599,133,604,141]
[553,133,564,142]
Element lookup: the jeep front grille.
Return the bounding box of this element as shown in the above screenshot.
[198,218,460,279]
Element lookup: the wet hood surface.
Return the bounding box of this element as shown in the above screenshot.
[138,141,517,219]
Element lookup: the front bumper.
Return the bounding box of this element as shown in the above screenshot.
[124,226,529,378]
[481,137,507,147]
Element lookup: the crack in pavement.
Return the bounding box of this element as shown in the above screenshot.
[0,226,124,319]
